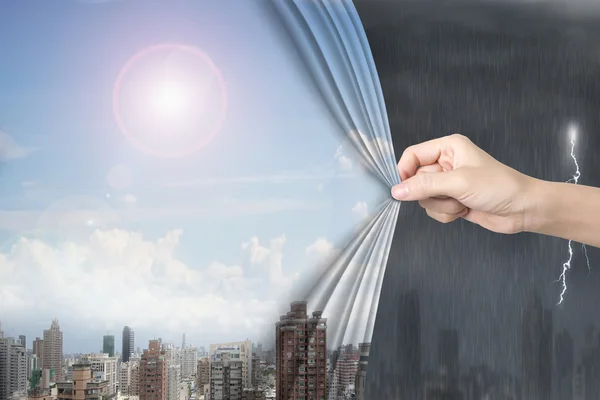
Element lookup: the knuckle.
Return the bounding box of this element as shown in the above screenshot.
[450,133,472,145]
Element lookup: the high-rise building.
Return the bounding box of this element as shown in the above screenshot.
[251,354,261,388]
[0,323,4,339]
[437,329,459,389]
[163,344,180,400]
[56,363,109,400]
[195,358,209,392]
[80,353,118,397]
[42,319,63,382]
[210,346,244,400]
[122,327,134,363]
[166,365,180,400]
[119,361,139,397]
[521,292,552,400]
[275,301,327,400]
[139,340,166,400]
[32,339,44,370]
[0,337,28,400]
[355,343,370,400]
[18,336,26,351]
[209,340,253,389]
[180,346,197,379]
[102,335,115,358]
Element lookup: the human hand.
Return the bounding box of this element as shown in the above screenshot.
[391,134,536,234]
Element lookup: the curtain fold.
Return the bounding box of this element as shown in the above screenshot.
[268,0,400,348]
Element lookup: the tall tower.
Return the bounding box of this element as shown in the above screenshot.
[103,335,115,357]
[182,333,186,349]
[139,340,167,400]
[122,327,135,363]
[42,319,63,382]
[275,301,327,400]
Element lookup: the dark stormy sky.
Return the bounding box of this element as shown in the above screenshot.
[354,0,600,396]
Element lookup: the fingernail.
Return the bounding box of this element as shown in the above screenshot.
[391,183,409,200]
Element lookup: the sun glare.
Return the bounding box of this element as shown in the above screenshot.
[113,43,227,158]
[156,82,188,116]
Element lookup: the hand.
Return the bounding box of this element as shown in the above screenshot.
[391,134,536,234]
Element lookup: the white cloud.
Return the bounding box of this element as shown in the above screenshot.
[241,235,298,291]
[0,196,324,232]
[334,146,353,171]
[0,229,307,340]
[305,237,334,260]
[351,201,369,220]
[0,131,36,161]
[122,194,137,204]
[165,168,355,188]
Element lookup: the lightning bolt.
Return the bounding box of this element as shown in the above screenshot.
[556,123,590,305]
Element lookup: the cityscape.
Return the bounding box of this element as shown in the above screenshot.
[1,291,599,400]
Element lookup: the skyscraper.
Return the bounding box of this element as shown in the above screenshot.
[355,343,370,400]
[275,301,327,400]
[180,346,197,378]
[209,340,253,389]
[139,340,167,400]
[122,326,134,363]
[42,319,64,382]
[521,292,552,400]
[210,346,243,400]
[103,335,115,357]
[0,337,27,399]
[18,335,26,350]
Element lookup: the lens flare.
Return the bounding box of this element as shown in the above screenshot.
[113,43,227,158]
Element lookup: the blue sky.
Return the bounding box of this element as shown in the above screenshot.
[0,0,385,352]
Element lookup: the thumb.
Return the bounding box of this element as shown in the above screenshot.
[391,170,467,201]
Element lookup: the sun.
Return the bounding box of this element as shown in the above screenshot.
[155,81,188,116]
[113,43,227,158]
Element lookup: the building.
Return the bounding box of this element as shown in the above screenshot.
[195,358,209,393]
[32,339,44,371]
[42,320,64,382]
[18,337,27,351]
[139,340,166,400]
[180,346,197,379]
[241,388,266,400]
[354,343,370,400]
[102,336,115,358]
[275,301,327,400]
[521,292,552,400]
[209,341,252,389]
[210,347,243,400]
[80,354,118,397]
[119,361,139,397]
[165,365,179,400]
[121,328,134,363]
[56,363,108,400]
[0,337,28,400]
[251,354,261,389]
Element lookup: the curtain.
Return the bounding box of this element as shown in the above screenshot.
[267,0,401,349]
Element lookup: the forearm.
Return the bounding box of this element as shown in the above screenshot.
[525,179,600,248]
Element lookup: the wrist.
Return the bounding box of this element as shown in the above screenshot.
[522,178,559,235]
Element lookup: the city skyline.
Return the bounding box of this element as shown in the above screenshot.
[0,0,383,353]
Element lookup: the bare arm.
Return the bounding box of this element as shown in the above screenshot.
[525,179,600,248]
